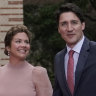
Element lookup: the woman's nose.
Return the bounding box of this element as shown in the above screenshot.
[21,42,26,47]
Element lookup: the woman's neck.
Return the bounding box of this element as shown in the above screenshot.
[9,56,26,67]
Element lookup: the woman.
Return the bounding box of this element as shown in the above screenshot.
[0,25,53,96]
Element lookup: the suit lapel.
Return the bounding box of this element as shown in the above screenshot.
[59,48,71,95]
[74,38,90,92]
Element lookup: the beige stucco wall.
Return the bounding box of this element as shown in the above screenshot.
[0,0,23,66]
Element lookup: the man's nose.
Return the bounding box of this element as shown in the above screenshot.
[67,24,73,31]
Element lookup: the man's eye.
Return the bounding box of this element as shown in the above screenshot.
[62,22,67,25]
[60,22,67,26]
[72,21,78,24]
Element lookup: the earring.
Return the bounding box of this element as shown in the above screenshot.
[8,51,10,56]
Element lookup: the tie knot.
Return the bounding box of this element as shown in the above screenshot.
[69,50,74,56]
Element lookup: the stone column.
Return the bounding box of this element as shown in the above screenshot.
[0,0,23,66]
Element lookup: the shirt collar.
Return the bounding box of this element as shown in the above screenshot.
[67,36,85,54]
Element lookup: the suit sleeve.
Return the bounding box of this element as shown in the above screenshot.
[53,76,63,96]
[53,53,63,96]
[32,66,53,96]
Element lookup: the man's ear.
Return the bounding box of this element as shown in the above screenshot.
[82,22,85,31]
[58,27,60,34]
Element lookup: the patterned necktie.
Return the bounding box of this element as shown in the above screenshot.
[67,50,74,95]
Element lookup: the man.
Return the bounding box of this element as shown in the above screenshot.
[53,3,96,96]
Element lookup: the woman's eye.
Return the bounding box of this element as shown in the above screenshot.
[15,40,21,43]
[25,40,29,44]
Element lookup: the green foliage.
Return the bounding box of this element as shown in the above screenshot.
[24,0,96,85]
[24,3,65,85]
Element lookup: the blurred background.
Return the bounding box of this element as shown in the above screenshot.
[23,0,96,86]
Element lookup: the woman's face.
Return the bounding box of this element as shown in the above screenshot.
[7,32,30,60]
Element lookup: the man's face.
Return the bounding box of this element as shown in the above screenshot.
[58,12,85,48]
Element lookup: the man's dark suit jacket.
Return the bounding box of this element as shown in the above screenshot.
[53,37,96,96]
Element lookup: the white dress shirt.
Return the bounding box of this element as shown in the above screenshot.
[65,36,84,84]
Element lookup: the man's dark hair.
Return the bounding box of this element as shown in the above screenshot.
[56,3,85,24]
